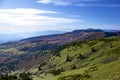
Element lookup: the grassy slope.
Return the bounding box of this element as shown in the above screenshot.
[16,36,120,80]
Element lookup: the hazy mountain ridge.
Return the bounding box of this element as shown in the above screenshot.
[0,30,64,44]
[0,29,119,54]
[0,29,120,73]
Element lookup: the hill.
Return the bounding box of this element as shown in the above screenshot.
[0,37,120,80]
[0,29,120,73]
[0,36,120,80]
[28,36,120,80]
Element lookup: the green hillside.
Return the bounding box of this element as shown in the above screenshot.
[0,29,119,71]
[1,36,120,80]
[30,36,120,80]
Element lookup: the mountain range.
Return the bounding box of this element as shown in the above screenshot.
[0,29,120,70]
[0,29,119,44]
[0,30,64,44]
[0,29,120,53]
[0,29,120,80]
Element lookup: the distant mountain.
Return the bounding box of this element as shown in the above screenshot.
[0,33,23,43]
[0,30,64,44]
[103,30,118,32]
[21,29,119,43]
[0,29,118,44]
[1,29,120,52]
[34,30,65,36]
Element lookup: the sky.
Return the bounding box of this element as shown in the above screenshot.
[0,0,120,34]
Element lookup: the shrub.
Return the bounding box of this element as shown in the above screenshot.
[66,55,72,62]
[19,72,33,80]
[38,66,42,71]
[50,68,61,76]
[0,74,18,80]
[91,47,97,52]
[77,53,85,59]
[71,65,76,70]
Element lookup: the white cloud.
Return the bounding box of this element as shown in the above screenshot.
[37,0,101,6]
[0,25,57,34]
[37,0,71,6]
[37,0,52,4]
[76,4,120,7]
[75,3,120,7]
[0,8,83,33]
[0,8,57,14]
[0,8,81,26]
[37,0,120,7]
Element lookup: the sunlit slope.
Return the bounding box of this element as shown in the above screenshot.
[31,36,120,80]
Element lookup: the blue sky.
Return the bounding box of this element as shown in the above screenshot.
[0,0,120,34]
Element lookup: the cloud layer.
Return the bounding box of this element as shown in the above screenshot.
[0,8,82,33]
[0,8,80,26]
[37,0,120,7]
[37,0,71,6]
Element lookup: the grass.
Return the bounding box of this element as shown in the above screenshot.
[91,60,120,80]
[38,36,120,80]
[9,36,120,80]
[0,48,25,54]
